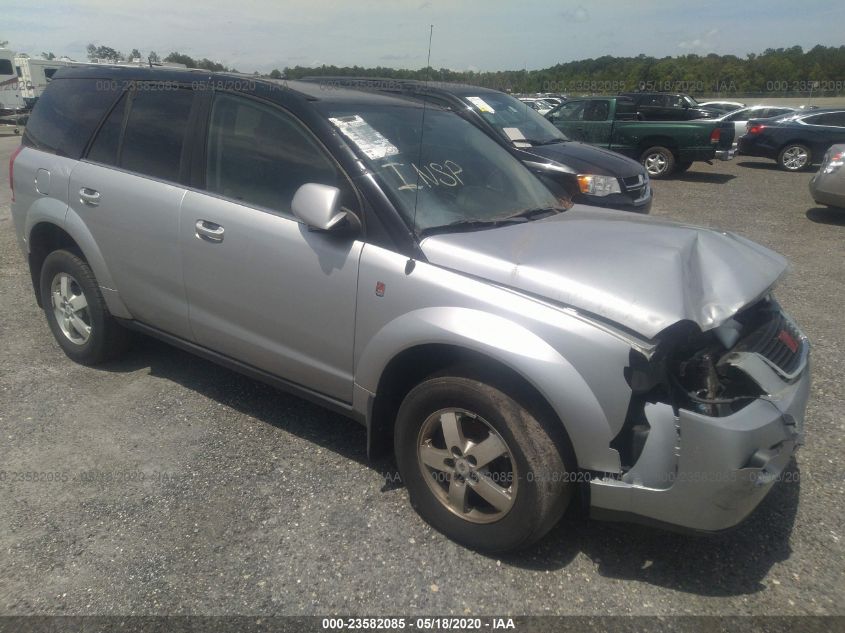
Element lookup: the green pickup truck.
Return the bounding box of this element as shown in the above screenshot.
[546,97,736,177]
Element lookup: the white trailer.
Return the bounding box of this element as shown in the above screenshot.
[14,55,73,107]
[0,48,26,133]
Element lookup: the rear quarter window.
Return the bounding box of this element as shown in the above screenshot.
[22,78,121,158]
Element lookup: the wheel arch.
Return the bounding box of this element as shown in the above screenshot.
[27,216,131,318]
[637,136,679,156]
[357,308,623,473]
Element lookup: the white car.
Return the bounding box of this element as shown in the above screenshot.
[699,100,745,113]
[716,105,797,146]
[518,97,556,115]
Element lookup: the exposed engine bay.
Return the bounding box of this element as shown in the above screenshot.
[616,296,806,471]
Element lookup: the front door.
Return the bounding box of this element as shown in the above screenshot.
[180,92,363,401]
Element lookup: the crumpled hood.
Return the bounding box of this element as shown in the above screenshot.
[420,207,787,339]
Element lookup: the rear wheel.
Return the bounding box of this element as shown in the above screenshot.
[778,144,811,171]
[640,146,676,178]
[39,249,130,365]
[395,375,573,551]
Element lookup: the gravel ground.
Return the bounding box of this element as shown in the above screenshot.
[0,132,843,617]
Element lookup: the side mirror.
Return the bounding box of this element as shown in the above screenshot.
[291,183,358,232]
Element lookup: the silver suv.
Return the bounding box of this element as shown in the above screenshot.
[11,67,810,551]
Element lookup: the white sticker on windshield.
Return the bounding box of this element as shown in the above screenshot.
[329,115,399,160]
[467,96,495,113]
[502,127,527,141]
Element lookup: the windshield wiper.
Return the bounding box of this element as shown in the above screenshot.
[519,138,566,146]
[503,206,566,221]
[421,216,530,236]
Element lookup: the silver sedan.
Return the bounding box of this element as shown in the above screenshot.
[810,144,845,209]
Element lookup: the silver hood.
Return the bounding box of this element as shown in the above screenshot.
[420,207,787,339]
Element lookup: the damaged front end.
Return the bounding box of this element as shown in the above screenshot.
[591,296,810,532]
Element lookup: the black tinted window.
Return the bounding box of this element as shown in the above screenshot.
[0,59,12,75]
[120,88,194,181]
[205,93,349,216]
[44,68,58,80]
[812,112,845,127]
[22,78,121,157]
[87,93,127,165]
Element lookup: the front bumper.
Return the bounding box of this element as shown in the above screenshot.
[575,186,652,214]
[589,356,809,532]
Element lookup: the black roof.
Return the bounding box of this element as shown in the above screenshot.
[51,65,429,109]
[301,76,509,98]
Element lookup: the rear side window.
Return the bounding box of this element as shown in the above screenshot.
[22,78,121,157]
[811,112,845,127]
[119,88,194,181]
[87,93,127,165]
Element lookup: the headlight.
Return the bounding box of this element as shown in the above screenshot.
[823,151,844,174]
[577,174,622,196]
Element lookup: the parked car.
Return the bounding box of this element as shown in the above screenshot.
[518,97,556,115]
[809,144,845,208]
[307,78,651,212]
[546,96,735,177]
[716,105,797,148]
[698,100,746,114]
[619,92,718,120]
[12,66,809,552]
[738,108,845,171]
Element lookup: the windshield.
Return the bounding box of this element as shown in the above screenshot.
[462,92,567,145]
[324,104,560,234]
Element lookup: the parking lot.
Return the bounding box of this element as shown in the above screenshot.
[0,131,843,616]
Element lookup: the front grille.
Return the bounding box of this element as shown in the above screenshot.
[621,174,649,201]
[736,311,805,375]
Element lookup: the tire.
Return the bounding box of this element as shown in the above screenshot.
[640,146,676,178]
[778,143,811,172]
[394,375,573,552]
[39,249,130,365]
[675,160,693,173]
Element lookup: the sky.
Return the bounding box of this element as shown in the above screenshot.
[3,0,844,73]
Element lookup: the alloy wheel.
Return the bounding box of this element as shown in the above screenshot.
[782,146,809,170]
[51,272,92,345]
[644,152,668,176]
[416,408,518,524]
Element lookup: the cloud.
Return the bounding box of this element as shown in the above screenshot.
[679,28,720,50]
[560,5,589,23]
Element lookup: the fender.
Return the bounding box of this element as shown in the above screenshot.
[355,307,624,473]
[28,205,133,320]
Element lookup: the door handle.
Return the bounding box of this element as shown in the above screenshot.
[79,187,101,206]
[195,219,225,243]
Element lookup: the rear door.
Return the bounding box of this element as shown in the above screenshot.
[179,91,363,401]
[68,83,199,339]
[802,112,845,159]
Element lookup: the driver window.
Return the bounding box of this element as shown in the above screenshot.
[552,101,586,122]
[584,101,610,121]
[205,93,353,217]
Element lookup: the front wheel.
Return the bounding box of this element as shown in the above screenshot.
[395,375,573,551]
[778,144,811,171]
[39,249,130,365]
[640,146,676,178]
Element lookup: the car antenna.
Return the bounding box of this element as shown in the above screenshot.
[411,24,434,237]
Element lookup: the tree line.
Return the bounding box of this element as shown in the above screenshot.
[281,45,845,96]
[12,42,845,96]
